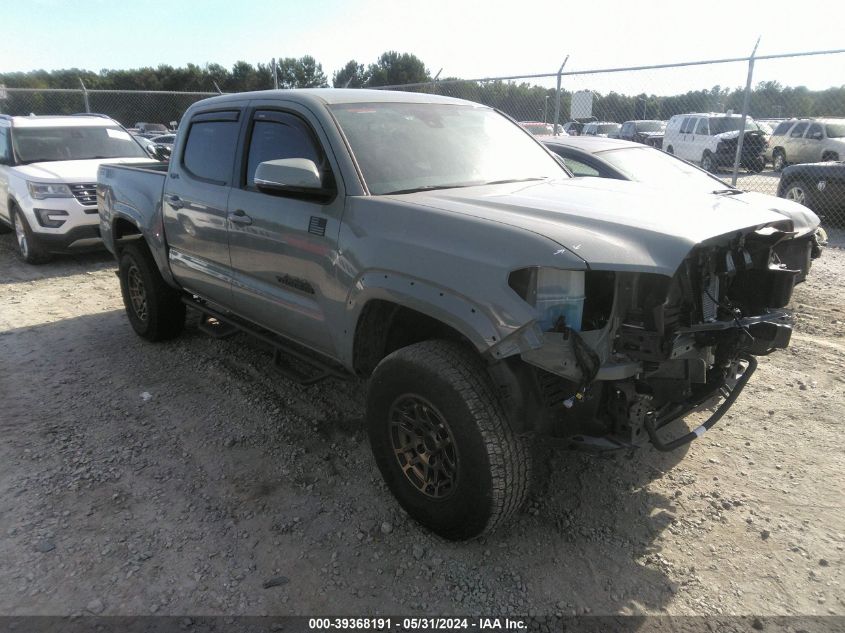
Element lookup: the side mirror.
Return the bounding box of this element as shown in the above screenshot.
[254,158,332,199]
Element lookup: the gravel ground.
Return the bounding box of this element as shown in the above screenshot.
[0,230,843,618]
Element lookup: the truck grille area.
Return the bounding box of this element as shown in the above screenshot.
[70,183,97,206]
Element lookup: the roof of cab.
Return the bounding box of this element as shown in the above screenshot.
[188,88,484,109]
[6,114,119,128]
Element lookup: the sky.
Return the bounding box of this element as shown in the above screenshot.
[1,0,844,95]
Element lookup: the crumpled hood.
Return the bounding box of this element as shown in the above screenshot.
[395,178,794,276]
[734,191,819,236]
[12,157,150,182]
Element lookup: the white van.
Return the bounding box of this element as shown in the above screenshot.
[663,113,767,173]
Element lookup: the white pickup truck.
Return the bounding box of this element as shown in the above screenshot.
[0,114,150,263]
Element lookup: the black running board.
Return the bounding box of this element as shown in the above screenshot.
[182,296,351,386]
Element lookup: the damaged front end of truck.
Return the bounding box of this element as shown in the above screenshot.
[497,222,797,452]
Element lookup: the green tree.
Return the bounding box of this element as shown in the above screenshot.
[332,60,368,88]
[276,56,328,89]
[365,51,429,87]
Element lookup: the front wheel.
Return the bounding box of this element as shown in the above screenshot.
[701,151,714,173]
[118,241,186,341]
[772,150,786,172]
[12,207,50,264]
[366,340,531,540]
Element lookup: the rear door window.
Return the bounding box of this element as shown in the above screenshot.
[182,111,241,184]
[789,122,809,138]
[805,123,823,139]
[695,118,710,135]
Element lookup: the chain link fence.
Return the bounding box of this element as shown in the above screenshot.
[374,49,845,228]
[1,49,843,227]
[0,87,216,130]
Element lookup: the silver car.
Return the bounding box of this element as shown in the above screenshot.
[766,118,845,171]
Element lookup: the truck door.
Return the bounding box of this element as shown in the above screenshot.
[226,107,346,358]
[163,108,245,304]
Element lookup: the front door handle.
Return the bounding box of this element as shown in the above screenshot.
[165,194,183,209]
[228,209,253,226]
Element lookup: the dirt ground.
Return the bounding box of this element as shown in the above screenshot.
[0,229,843,618]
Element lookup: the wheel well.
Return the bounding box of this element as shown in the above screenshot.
[112,218,144,255]
[352,299,473,376]
[822,151,839,161]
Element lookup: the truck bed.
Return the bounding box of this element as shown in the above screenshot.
[97,160,169,265]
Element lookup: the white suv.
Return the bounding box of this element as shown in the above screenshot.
[663,113,768,173]
[0,114,150,263]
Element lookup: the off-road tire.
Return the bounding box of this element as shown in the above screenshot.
[118,241,185,341]
[11,206,50,264]
[366,340,531,540]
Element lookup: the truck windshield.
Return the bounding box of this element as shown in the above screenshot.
[330,103,566,195]
[13,126,148,164]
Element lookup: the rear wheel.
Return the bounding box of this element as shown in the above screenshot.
[773,149,786,172]
[666,145,674,155]
[12,207,50,264]
[784,180,814,209]
[366,340,531,540]
[118,241,185,341]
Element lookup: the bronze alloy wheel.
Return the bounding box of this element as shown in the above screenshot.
[389,394,459,499]
[126,264,148,322]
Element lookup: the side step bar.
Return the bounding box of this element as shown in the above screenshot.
[182,297,351,386]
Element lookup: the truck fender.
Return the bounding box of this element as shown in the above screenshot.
[340,269,541,367]
[102,188,177,288]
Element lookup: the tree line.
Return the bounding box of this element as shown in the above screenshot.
[1,52,843,124]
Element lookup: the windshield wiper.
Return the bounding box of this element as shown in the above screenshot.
[480,177,547,186]
[711,188,743,196]
[382,183,481,195]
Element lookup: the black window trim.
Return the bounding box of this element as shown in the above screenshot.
[180,108,243,186]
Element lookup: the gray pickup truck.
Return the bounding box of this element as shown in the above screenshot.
[98,89,800,540]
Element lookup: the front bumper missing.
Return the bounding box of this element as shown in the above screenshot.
[644,355,757,452]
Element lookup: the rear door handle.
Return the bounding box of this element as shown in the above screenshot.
[227,209,253,226]
[165,194,183,209]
